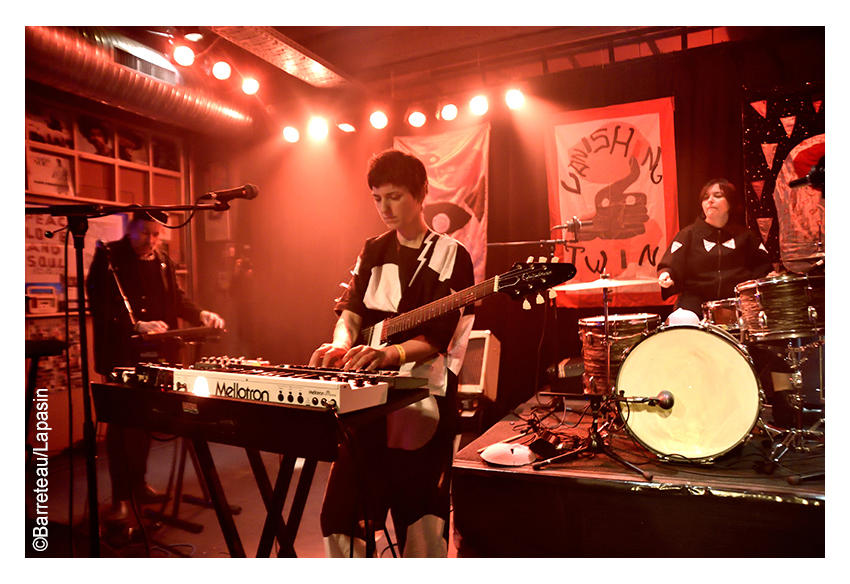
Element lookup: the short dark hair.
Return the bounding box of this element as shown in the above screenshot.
[367,149,428,202]
[699,178,743,223]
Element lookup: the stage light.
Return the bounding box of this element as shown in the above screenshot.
[439,103,458,121]
[337,123,356,133]
[242,77,260,95]
[407,110,426,128]
[283,126,300,143]
[308,117,329,140]
[173,45,195,67]
[184,32,204,43]
[470,95,489,116]
[370,110,388,129]
[212,61,232,80]
[506,89,525,110]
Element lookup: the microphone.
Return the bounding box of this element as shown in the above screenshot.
[622,391,674,410]
[789,156,824,190]
[655,390,674,410]
[205,184,259,204]
[552,216,593,232]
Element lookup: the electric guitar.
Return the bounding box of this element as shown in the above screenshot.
[360,261,577,348]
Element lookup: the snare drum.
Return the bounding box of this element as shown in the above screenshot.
[702,298,741,334]
[735,274,825,342]
[579,313,661,394]
[616,324,762,463]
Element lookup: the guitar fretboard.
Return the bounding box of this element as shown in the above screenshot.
[370,276,498,344]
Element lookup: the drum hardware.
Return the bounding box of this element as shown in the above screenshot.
[578,313,660,394]
[735,274,825,343]
[555,273,659,393]
[760,337,825,471]
[532,393,654,482]
[532,275,659,479]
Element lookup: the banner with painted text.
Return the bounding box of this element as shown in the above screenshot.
[394,122,489,284]
[545,98,678,308]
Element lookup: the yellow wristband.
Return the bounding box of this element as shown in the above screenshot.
[394,344,406,366]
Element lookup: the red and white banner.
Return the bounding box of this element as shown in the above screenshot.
[395,123,490,283]
[545,98,679,308]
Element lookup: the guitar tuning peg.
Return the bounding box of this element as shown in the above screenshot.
[522,298,531,310]
[526,256,535,264]
[549,288,557,300]
[538,256,547,263]
[551,256,560,263]
[536,293,544,304]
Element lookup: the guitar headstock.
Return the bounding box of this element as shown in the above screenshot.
[496,260,577,300]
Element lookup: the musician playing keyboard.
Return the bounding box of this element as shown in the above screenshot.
[310,149,475,557]
[86,209,225,526]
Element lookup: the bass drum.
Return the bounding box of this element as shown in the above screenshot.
[616,324,762,463]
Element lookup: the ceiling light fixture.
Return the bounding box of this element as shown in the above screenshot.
[370,110,388,130]
[407,109,426,128]
[506,89,525,110]
[283,126,300,143]
[172,45,195,67]
[438,103,458,121]
[241,77,260,95]
[308,117,329,140]
[212,61,232,80]
[470,95,489,116]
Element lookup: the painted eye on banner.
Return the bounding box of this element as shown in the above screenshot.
[423,202,471,235]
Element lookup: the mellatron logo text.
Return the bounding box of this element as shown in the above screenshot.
[215,381,270,402]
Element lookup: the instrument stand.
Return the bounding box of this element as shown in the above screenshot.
[25,200,236,557]
[764,338,825,472]
[534,273,652,481]
[143,344,241,534]
[533,394,653,481]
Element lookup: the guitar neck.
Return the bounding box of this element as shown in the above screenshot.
[365,276,499,345]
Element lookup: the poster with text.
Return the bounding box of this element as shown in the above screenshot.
[545,98,679,308]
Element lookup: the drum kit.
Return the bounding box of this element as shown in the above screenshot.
[533,270,825,478]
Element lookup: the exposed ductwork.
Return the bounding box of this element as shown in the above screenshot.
[25,26,255,136]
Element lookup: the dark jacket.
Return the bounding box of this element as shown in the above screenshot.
[658,218,773,314]
[86,236,203,374]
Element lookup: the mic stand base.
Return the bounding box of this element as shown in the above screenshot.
[532,395,653,482]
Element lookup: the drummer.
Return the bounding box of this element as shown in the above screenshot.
[657,178,775,320]
[657,179,795,426]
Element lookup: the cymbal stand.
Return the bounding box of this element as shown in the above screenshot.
[534,278,653,482]
[765,337,825,468]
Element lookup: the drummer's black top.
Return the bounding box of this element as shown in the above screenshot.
[658,218,773,314]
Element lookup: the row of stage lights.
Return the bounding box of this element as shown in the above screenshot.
[170,33,262,95]
[282,90,526,143]
[167,33,527,144]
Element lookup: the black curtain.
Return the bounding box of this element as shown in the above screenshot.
[475,28,825,417]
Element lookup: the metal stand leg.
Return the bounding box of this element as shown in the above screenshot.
[765,338,825,472]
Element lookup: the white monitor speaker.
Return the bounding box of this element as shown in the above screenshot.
[458,330,501,401]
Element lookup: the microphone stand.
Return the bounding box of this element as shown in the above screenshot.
[25,200,233,557]
[532,279,653,482]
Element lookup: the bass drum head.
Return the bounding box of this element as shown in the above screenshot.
[616,325,761,463]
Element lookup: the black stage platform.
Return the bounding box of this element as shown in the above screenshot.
[452,394,824,558]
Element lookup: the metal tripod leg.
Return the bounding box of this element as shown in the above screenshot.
[533,395,653,481]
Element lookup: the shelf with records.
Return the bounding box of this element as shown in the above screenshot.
[25,99,184,206]
[25,97,191,318]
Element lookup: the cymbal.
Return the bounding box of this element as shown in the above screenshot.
[552,276,659,292]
